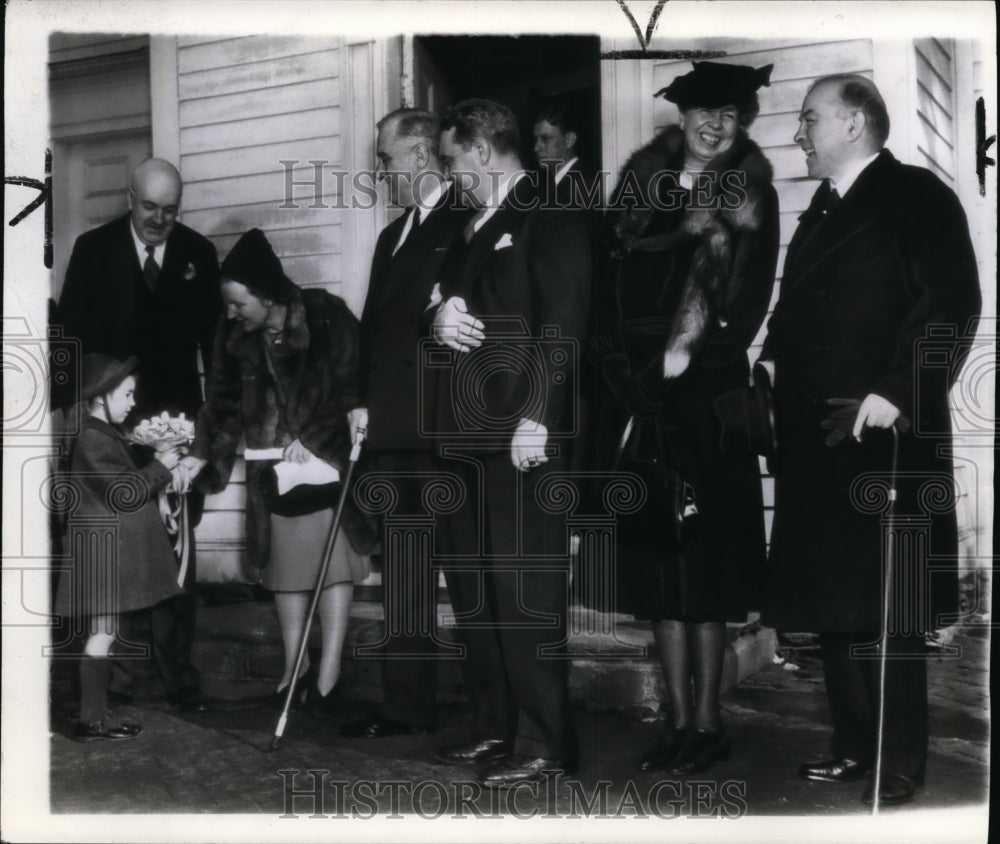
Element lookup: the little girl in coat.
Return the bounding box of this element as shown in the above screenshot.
[55,354,184,741]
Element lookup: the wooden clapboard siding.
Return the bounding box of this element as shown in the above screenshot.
[183,137,343,184]
[181,106,341,155]
[174,36,346,292]
[174,36,357,581]
[183,202,340,237]
[177,35,327,74]
[914,38,956,183]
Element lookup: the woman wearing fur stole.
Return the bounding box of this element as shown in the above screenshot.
[595,62,779,774]
[176,229,377,712]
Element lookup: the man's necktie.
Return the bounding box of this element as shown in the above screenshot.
[143,245,160,290]
[816,179,840,216]
[825,182,841,213]
[786,179,840,273]
[392,206,417,256]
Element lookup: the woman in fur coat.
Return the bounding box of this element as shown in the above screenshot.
[179,229,376,711]
[596,62,779,774]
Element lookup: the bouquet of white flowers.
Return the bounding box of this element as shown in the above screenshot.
[129,411,195,450]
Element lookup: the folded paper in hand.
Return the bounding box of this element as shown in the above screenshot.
[243,448,340,494]
[274,459,340,494]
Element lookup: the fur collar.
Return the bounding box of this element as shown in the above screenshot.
[607,126,776,379]
[224,286,309,357]
[608,126,774,253]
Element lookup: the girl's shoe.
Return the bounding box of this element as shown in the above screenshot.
[73,719,142,741]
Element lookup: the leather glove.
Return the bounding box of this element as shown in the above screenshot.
[602,353,663,418]
[821,398,861,446]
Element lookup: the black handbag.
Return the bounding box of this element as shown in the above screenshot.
[613,415,699,552]
[258,463,341,518]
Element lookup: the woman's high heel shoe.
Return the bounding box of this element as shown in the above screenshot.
[264,665,314,711]
[670,728,731,775]
[305,674,343,716]
[636,726,690,772]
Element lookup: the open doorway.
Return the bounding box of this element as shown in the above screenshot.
[412,35,602,175]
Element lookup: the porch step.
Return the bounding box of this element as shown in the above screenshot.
[111,600,776,718]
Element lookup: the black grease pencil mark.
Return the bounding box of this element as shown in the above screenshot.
[4,148,53,267]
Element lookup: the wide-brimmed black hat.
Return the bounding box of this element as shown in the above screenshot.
[80,353,138,402]
[655,62,773,110]
[220,228,296,303]
[714,361,777,459]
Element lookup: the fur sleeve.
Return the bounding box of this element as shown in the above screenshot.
[191,319,244,494]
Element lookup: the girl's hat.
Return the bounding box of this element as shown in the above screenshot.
[220,228,296,303]
[79,353,138,401]
[655,62,773,110]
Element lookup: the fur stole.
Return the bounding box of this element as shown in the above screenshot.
[607,127,774,376]
[194,286,377,579]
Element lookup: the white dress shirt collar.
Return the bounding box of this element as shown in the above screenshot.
[414,177,448,223]
[130,221,166,268]
[830,151,880,198]
[473,170,526,234]
[553,157,579,186]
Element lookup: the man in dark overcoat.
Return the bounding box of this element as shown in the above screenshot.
[760,75,981,806]
[340,108,473,739]
[57,158,222,711]
[428,99,592,786]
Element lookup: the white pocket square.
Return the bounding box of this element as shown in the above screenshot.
[494,233,514,250]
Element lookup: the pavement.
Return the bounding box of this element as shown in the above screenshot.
[42,609,990,840]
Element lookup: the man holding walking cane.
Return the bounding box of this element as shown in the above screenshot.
[759,75,981,807]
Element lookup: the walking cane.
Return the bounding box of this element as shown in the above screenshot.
[268,431,366,752]
[871,424,901,813]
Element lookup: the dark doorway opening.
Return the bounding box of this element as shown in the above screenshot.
[414,35,602,174]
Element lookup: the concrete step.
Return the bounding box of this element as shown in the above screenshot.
[93,599,776,719]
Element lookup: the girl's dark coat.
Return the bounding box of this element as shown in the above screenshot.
[54,416,183,616]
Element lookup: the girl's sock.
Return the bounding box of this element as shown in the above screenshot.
[78,656,111,725]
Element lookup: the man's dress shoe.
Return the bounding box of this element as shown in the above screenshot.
[73,720,142,742]
[481,755,577,787]
[798,757,872,783]
[339,715,431,738]
[168,688,211,712]
[862,774,918,806]
[434,738,512,766]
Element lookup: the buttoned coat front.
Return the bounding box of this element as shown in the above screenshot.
[435,175,592,447]
[761,150,981,633]
[57,215,223,419]
[359,186,473,451]
[54,417,183,617]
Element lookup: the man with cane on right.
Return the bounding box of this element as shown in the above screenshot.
[758,74,981,807]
